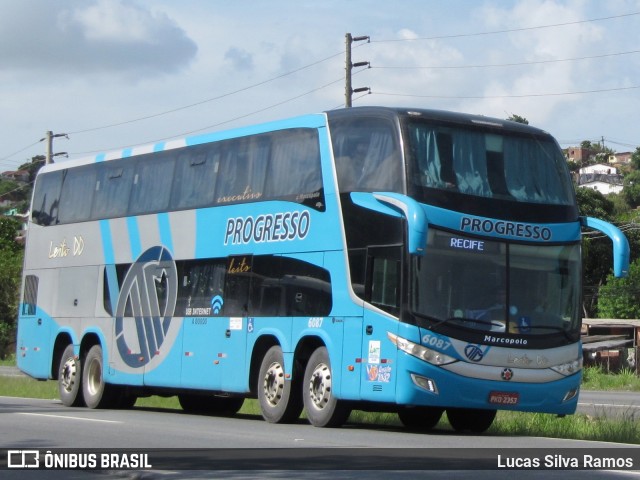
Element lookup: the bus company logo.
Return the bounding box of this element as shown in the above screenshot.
[464,344,486,362]
[460,217,552,241]
[224,210,311,246]
[501,368,514,381]
[115,246,178,368]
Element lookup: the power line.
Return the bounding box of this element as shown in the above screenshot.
[179,77,346,137]
[372,49,640,71]
[67,51,345,136]
[372,84,640,100]
[606,139,640,149]
[69,76,348,156]
[0,140,42,169]
[371,11,640,43]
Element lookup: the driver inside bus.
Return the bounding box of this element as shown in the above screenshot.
[460,287,509,332]
[335,137,367,191]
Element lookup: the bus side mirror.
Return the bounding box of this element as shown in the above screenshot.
[351,192,428,256]
[580,216,630,278]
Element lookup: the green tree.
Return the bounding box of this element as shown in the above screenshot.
[597,259,640,319]
[0,217,23,358]
[623,170,640,208]
[576,187,615,220]
[631,147,640,170]
[576,188,616,317]
[507,114,529,124]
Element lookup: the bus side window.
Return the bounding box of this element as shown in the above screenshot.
[178,261,226,316]
[31,171,63,226]
[264,129,323,203]
[129,153,176,215]
[249,256,332,317]
[171,147,219,210]
[215,136,268,205]
[331,118,402,194]
[92,162,135,219]
[22,275,38,316]
[224,256,252,316]
[366,246,401,315]
[57,165,96,223]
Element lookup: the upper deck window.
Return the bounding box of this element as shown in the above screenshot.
[406,121,574,206]
[30,127,325,226]
[330,117,403,193]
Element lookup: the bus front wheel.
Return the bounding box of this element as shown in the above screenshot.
[82,345,118,409]
[446,408,496,433]
[58,344,84,407]
[257,345,302,423]
[303,346,351,428]
[398,406,444,431]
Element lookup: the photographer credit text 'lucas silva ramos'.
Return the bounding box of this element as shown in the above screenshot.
[498,453,635,469]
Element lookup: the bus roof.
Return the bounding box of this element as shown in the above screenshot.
[39,106,551,175]
[325,106,551,137]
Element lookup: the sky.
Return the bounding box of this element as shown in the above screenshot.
[1,0,639,172]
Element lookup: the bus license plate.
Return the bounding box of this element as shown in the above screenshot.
[488,391,519,405]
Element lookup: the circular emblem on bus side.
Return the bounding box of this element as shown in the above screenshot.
[115,246,178,368]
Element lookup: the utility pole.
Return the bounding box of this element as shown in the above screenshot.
[43,131,69,164]
[345,33,370,107]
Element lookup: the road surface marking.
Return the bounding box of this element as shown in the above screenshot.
[16,412,122,424]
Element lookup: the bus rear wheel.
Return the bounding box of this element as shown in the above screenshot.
[257,346,302,423]
[398,406,444,431]
[58,344,84,407]
[303,346,351,428]
[446,408,496,433]
[82,345,118,409]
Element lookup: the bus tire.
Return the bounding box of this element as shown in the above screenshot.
[446,408,496,433]
[58,344,84,407]
[398,406,444,431]
[303,346,351,428]
[82,345,117,409]
[114,388,137,409]
[257,346,302,423]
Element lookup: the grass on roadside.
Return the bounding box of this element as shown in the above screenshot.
[582,364,640,391]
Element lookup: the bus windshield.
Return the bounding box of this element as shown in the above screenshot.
[405,120,574,206]
[411,229,582,337]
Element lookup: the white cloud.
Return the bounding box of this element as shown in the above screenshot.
[0,0,197,78]
[68,0,174,44]
[1,0,638,170]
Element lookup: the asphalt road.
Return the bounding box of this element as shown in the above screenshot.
[1,394,639,480]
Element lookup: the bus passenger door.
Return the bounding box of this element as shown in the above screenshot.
[179,260,227,391]
[360,246,401,403]
[217,255,252,392]
[16,274,51,379]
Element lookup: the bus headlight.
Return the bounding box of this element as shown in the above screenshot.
[388,332,457,366]
[550,357,583,376]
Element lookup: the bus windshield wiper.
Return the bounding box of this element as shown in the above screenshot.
[521,324,574,341]
[410,310,449,330]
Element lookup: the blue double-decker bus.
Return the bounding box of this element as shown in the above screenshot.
[16,107,629,432]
